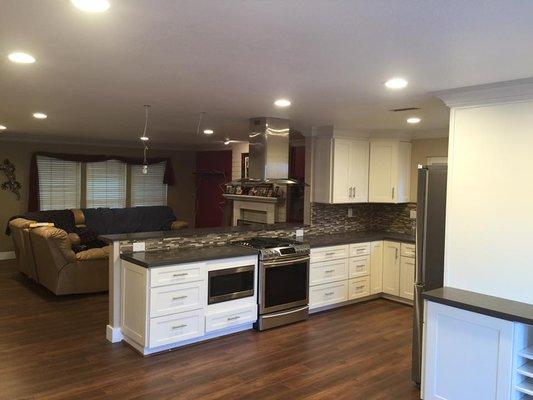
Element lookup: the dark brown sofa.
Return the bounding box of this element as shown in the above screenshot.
[9,206,188,295]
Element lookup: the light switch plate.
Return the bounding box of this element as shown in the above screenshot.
[133,242,146,252]
[410,210,417,219]
[295,229,304,237]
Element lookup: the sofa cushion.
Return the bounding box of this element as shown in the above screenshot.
[81,206,177,235]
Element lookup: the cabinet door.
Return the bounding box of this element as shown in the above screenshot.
[370,241,383,294]
[399,256,415,300]
[331,139,351,203]
[369,141,397,203]
[349,140,369,202]
[382,241,400,296]
[423,302,514,400]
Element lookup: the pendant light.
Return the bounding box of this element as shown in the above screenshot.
[140,105,151,174]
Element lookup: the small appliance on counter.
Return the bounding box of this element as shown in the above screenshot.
[233,237,310,331]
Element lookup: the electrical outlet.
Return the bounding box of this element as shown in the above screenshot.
[295,229,304,237]
[410,210,417,219]
[132,242,146,252]
[348,208,353,218]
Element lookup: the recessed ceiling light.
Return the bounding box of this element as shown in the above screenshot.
[407,117,421,124]
[71,0,110,13]
[0,125,7,130]
[203,129,214,135]
[140,136,149,141]
[8,52,36,64]
[274,99,291,108]
[385,78,408,89]
[33,112,47,119]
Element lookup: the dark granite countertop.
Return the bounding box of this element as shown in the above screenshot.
[100,223,305,243]
[120,245,259,268]
[302,231,415,248]
[423,287,533,325]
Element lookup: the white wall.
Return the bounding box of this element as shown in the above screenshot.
[444,100,533,304]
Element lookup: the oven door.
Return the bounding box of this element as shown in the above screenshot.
[208,265,255,304]
[260,256,309,314]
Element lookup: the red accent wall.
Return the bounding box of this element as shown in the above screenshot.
[289,146,305,180]
[195,150,232,228]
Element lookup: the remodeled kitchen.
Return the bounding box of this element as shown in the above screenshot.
[102,119,427,356]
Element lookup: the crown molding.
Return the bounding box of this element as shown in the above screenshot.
[434,77,533,109]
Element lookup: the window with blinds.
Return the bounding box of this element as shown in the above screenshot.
[131,162,168,206]
[86,160,127,208]
[37,156,81,211]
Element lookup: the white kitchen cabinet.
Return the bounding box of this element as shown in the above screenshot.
[423,301,514,400]
[370,241,383,294]
[399,256,415,300]
[382,241,401,296]
[312,138,369,203]
[368,140,411,203]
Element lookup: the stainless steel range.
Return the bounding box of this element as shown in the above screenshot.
[233,237,310,331]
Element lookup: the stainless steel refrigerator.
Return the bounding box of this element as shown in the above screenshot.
[412,164,447,385]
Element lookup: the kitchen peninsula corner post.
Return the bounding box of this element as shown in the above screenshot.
[107,241,123,343]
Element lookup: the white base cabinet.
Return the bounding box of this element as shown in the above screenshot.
[423,301,516,400]
[310,239,414,311]
[121,255,258,355]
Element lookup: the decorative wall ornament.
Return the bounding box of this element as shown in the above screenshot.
[0,159,22,200]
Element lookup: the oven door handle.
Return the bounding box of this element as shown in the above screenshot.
[262,256,310,268]
[261,306,309,319]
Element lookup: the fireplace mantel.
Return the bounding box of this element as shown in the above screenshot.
[222,194,279,204]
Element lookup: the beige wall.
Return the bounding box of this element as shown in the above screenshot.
[0,140,196,253]
[410,137,449,202]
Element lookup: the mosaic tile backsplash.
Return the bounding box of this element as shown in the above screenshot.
[119,202,416,253]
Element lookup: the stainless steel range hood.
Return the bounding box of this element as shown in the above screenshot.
[247,117,306,185]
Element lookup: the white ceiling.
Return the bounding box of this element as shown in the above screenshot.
[1,0,533,145]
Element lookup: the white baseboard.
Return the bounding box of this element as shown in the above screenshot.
[0,251,15,261]
[106,325,123,343]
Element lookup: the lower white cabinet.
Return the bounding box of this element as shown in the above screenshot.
[310,258,349,286]
[309,280,348,308]
[370,241,383,294]
[382,241,401,296]
[399,256,415,300]
[121,255,258,355]
[423,301,514,400]
[349,276,370,299]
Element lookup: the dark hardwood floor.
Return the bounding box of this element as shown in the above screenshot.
[0,260,420,400]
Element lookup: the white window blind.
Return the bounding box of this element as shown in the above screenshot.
[131,162,168,206]
[37,156,81,211]
[86,160,126,208]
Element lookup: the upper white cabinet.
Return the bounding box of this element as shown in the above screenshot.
[368,140,411,203]
[313,138,369,203]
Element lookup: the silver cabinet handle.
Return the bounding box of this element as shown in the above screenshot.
[324,292,334,296]
[227,316,240,321]
[352,187,355,198]
[172,324,187,329]
[172,295,188,300]
[325,252,336,256]
[325,269,335,273]
[392,187,395,199]
[395,248,398,259]
[355,285,365,289]
[173,273,188,277]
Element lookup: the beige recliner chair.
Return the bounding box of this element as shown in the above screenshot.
[8,218,39,281]
[29,226,110,295]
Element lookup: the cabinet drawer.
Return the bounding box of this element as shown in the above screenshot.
[311,245,349,263]
[149,310,204,348]
[310,258,348,286]
[349,276,370,300]
[349,242,371,257]
[349,255,370,278]
[309,281,348,309]
[401,243,416,258]
[150,264,205,288]
[150,281,206,317]
[205,305,257,333]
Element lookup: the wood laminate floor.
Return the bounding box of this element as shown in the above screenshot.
[0,260,420,400]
